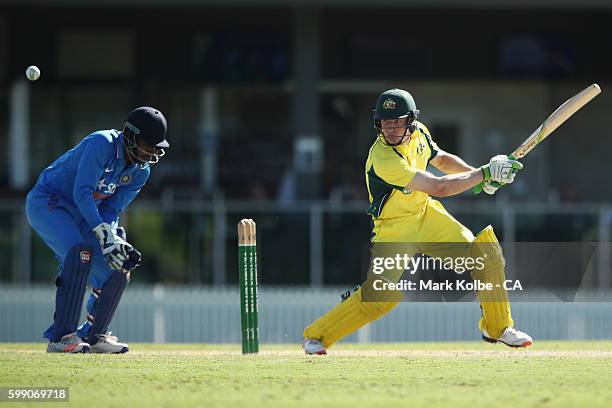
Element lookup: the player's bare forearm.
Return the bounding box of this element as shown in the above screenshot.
[430,150,476,174]
[406,169,484,197]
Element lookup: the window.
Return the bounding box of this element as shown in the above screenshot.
[56,30,134,78]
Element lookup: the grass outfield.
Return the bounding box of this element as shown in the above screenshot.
[1,342,612,408]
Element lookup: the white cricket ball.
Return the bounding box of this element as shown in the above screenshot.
[25,65,40,81]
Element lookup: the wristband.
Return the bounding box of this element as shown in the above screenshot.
[480,165,491,181]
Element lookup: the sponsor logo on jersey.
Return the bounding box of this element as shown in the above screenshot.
[105,183,117,194]
[97,179,107,191]
[93,192,113,200]
[96,178,117,195]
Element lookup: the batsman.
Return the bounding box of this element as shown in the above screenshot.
[25,107,169,353]
[304,89,532,355]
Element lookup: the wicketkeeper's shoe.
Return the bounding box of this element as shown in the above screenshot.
[90,332,129,354]
[46,333,91,353]
[483,327,533,348]
[303,338,327,355]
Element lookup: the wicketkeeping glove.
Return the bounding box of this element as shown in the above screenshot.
[122,247,142,271]
[114,226,142,272]
[93,223,128,271]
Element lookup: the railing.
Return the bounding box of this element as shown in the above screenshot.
[1,199,611,286]
[1,285,611,343]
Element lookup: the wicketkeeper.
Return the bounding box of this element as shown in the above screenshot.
[25,107,169,353]
[304,89,532,355]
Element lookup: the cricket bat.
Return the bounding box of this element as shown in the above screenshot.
[474,83,601,194]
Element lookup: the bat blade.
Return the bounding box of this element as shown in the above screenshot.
[512,83,601,159]
[473,83,601,195]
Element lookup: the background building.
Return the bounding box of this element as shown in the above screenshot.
[0,0,610,293]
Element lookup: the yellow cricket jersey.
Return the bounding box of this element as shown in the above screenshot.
[365,121,439,219]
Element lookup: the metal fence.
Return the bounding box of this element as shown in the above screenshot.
[1,198,611,287]
[1,285,612,343]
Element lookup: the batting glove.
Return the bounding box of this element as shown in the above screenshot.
[482,181,503,195]
[481,155,523,184]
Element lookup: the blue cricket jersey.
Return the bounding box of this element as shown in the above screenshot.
[33,129,150,229]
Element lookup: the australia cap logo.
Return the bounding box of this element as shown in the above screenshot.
[382,98,396,110]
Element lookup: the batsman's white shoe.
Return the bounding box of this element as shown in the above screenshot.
[46,333,91,353]
[483,327,533,348]
[304,338,327,355]
[90,333,129,354]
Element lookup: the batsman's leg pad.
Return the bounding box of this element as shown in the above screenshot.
[470,225,514,339]
[43,244,93,341]
[88,271,129,344]
[303,287,400,348]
